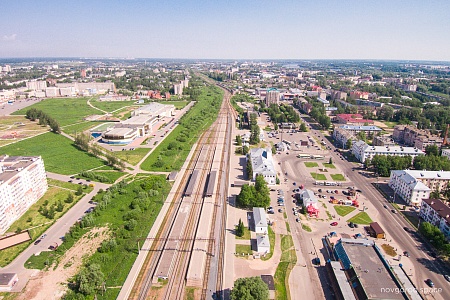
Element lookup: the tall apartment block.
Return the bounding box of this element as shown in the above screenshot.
[0,156,48,235]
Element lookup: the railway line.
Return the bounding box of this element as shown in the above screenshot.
[129,81,235,300]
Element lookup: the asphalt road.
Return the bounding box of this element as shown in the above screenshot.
[300,115,450,300]
[1,173,110,291]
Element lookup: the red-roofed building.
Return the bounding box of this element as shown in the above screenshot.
[336,114,374,125]
[349,91,369,100]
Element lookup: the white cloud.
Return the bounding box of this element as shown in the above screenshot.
[2,34,17,41]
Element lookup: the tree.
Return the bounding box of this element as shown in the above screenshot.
[242,145,249,155]
[236,184,255,208]
[236,219,245,237]
[75,263,105,295]
[430,188,440,199]
[65,193,74,203]
[346,139,353,150]
[246,158,253,180]
[425,145,439,156]
[236,135,242,146]
[75,185,83,196]
[230,277,269,300]
[300,122,307,132]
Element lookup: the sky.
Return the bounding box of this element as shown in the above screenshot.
[1,0,450,61]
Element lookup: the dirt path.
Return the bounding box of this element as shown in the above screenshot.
[17,227,109,300]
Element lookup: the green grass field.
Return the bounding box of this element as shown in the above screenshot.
[322,163,336,169]
[89,100,137,113]
[140,86,223,171]
[114,148,150,165]
[235,244,252,255]
[302,224,312,232]
[0,132,106,174]
[304,162,319,168]
[334,205,356,217]
[331,174,346,181]
[0,185,85,267]
[347,212,373,224]
[12,97,100,126]
[158,101,189,109]
[62,121,98,136]
[311,173,326,180]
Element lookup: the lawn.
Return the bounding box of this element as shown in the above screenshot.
[310,173,326,180]
[79,170,127,184]
[62,121,98,136]
[0,185,85,267]
[322,163,336,169]
[235,226,251,240]
[383,121,398,129]
[114,148,150,165]
[347,212,373,225]
[334,205,356,217]
[331,174,346,181]
[89,99,138,113]
[304,162,319,168]
[235,244,252,255]
[140,86,223,171]
[275,235,297,300]
[0,132,107,175]
[12,97,100,126]
[302,224,312,232]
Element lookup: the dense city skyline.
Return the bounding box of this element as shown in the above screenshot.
[1,0,450,61]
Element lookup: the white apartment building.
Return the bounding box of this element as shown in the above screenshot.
[388,170,431,206]
[26,80,47,91]
[419,198,450,240]
[442,149,450,160]
[248,148,276,185]
[351,141,425,163]
[0,156,47,234]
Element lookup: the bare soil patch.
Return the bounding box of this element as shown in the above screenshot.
[17,227,109,300]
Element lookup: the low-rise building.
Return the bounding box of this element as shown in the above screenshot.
[0,156,47,234]
[300,189,319,217]
[419,198,450,240]
[351,141,425,163]
[372,135,395,147]
[249,148,276,185]
[253,207,268,234]
[393,125,443,151]
[333,127,356,149]
[256,234,270,254]
[335,114,374,125]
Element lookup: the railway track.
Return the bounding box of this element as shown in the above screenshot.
[130,80,234,300]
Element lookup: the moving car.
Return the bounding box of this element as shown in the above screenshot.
[403,251,410,257]
[330,222,338,226]
[425,279,434,287]
[391,209,397,214]
[444,275,450,282]
[34,239,42,245]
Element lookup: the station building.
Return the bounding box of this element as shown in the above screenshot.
[101,102,175,144]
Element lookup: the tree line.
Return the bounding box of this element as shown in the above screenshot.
[26,108,61,133]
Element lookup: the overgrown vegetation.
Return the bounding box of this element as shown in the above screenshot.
[419,222,450,256]
[61,175,170,299]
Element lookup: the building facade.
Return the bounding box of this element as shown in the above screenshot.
[248,148,276,185]
[265,88,279,106]
[419,198,450,240]
[393,125,443,151]
[0,156,47,234]
[351,141,425,163]
[388,170,431,206]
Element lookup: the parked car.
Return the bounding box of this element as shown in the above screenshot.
[383,205,388,209]
[330,222,338,226]
[278,208,283,213]
[403,251,410,257]
[296,218,300,223]
[444,275,450,282]
[425,279,434,287]
[349,222,355,228]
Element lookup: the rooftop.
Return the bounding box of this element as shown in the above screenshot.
[422,198,450,224]
[342,241,404,299]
